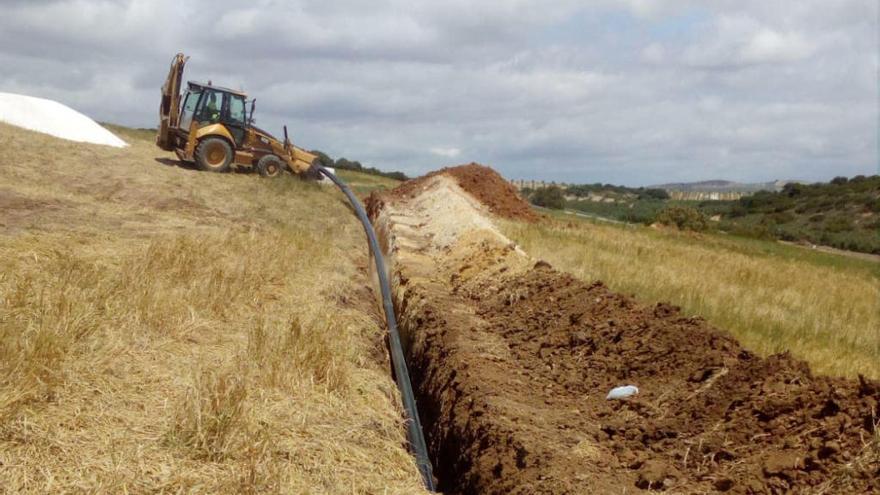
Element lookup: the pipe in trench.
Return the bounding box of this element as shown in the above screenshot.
[316,166,436,491]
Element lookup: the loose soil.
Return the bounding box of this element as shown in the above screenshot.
[373,163,538,223]
[368,166,880,494]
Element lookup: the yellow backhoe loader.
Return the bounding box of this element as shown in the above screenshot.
[156,53,318,178]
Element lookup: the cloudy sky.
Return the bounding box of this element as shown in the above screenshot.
[0,0,876,185]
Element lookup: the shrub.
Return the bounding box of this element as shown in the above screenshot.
[638,188,670,200]
[740,191,776,211]
[770,211,795,224]
[772,197,795,212]
[530,186,565,209]
[825,215,854,233]
[310,150,408,181]
[728,204,748,218]
[655,206,709,232]
[794,204,809,214]
[382,171,408,181]
[782,183,804,198]
[311,150,334,168]
[334,157,362,171]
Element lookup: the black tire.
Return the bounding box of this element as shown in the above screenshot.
[195,137,232,173]
[256,154,285,178]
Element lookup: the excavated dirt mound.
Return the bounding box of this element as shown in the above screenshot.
[374,163,538,222]
[368,169,879,494]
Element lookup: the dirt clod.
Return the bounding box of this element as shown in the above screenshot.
[763,451,804,476]
[635,460,670,489]
[714,477,734,491]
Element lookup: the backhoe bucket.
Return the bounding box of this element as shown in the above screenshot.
[287,146,318,176]
[156,53,188,151]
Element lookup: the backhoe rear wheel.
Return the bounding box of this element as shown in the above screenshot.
[195,137,232,173]
[257,154,284,178]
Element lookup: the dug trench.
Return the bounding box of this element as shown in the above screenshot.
[367,164,880,494]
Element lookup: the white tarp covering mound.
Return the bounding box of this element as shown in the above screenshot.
[0,92,127,148]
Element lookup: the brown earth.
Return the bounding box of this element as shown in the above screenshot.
[375,162,538,223]
[368,166,880,494]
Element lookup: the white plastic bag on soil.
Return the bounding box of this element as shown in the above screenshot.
[606,385,639,400]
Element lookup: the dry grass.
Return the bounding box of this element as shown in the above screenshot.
[0,123,427,493]
[502,216,880,379]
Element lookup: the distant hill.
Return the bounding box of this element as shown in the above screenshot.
[650,179,800,193]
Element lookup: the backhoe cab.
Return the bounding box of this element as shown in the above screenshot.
[156,53,318,178]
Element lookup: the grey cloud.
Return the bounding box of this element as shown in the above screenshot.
[0,0,875,185]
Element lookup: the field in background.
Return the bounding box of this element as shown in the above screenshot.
[556,175,880,254]
[503,214,880,380]
[0,123,426,493]
[335,168,402,194]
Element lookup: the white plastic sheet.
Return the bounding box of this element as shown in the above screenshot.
[0,92,127,148]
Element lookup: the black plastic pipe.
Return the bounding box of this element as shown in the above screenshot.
[316,166,436,491]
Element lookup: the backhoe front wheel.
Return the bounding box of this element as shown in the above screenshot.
[257,154,285,178]
[195,137,232,173]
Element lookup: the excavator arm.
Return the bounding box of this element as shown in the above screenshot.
[156,53,188,151]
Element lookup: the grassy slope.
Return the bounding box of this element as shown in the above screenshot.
[503,212,880,380]
[334,169,402,195]
[722,177,880,254]
[566,197,667,224]
[0,123,426,493]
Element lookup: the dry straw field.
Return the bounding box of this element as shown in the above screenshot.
[503,216,880,380]
[0,123,427,493]
[2,120,877,493]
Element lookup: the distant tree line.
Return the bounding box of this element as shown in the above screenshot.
[310,150,409,181]
[521,183,669,211]
[565,183,669,200]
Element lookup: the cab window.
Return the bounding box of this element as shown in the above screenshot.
[179,89,201,129]
[226,95,246,126]
[195,89,223,123]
